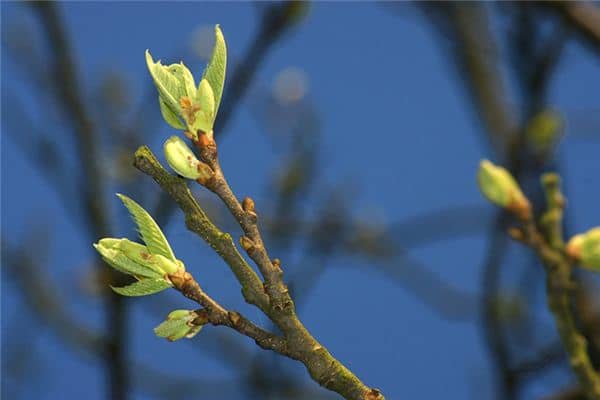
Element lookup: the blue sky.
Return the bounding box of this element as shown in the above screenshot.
[2,3,600,400]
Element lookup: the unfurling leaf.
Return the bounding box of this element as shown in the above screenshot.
[94,240,164,279]
[168,62,197,99]
[145,51,186,117]
[201,25,227,116]
[111,278,172,297]
[116,194,176,261]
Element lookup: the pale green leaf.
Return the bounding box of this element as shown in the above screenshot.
[94,245,163,279]
[201,25,226,116]
[197,79,215,120]
[116,194,176,261]
[192,79,215,133]
[111,278,172,297]
[159,98,186,130]
[145,50,186,117]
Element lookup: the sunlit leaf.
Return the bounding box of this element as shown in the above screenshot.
[111,278,172,297]
[94,244,163,279]
[201,25,226,116]
[168,62,197,99]
[116,194,176,261]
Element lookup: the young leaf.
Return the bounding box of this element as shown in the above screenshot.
[201,25,227,116]
[168,62,197,99]
[111,278,172,297]
[159,98,186,130]
[197,79,215,121]
[145,50,186,116]
[116,194,176,261]
[94,244,164,279]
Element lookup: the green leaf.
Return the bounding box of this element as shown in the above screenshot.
[95,245,164,279]
[116,194,176,261]
[145,50,186,119]
[192,79,215,133]
[159,97,186,130]
[201,25,227,116]
[111,278,172,297]
[167,62,197,99]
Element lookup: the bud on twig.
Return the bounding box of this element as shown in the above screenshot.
[242,197,255,214]
[164,136,213,181]
[153,309,204,341]
[93,194,186,296]
[477,160,531,220]
[243,197,257,221]
[239,236,255,252]
[566,227,600,271]
[507,227,525,242]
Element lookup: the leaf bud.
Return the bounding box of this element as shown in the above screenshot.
[477,160,531,220]
[566,227,600,271]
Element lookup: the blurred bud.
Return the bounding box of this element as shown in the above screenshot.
[526,109,563,156]
[190,25,215,60]
[281,1,311,26]
[273,67,308,104]
[164,136,213,180]
[566,227,600,271]
[478,160,531,219]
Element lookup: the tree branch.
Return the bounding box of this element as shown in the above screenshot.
[134,146,384,400]
[512,175,600,399]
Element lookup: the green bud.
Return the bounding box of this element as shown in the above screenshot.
[168,324,193,341]
[477,160,531,219]
[164,136,213,181]
[566,227,600,271]
[526,109,563,155]
[168,309,193,320]
[154,309,203,341]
